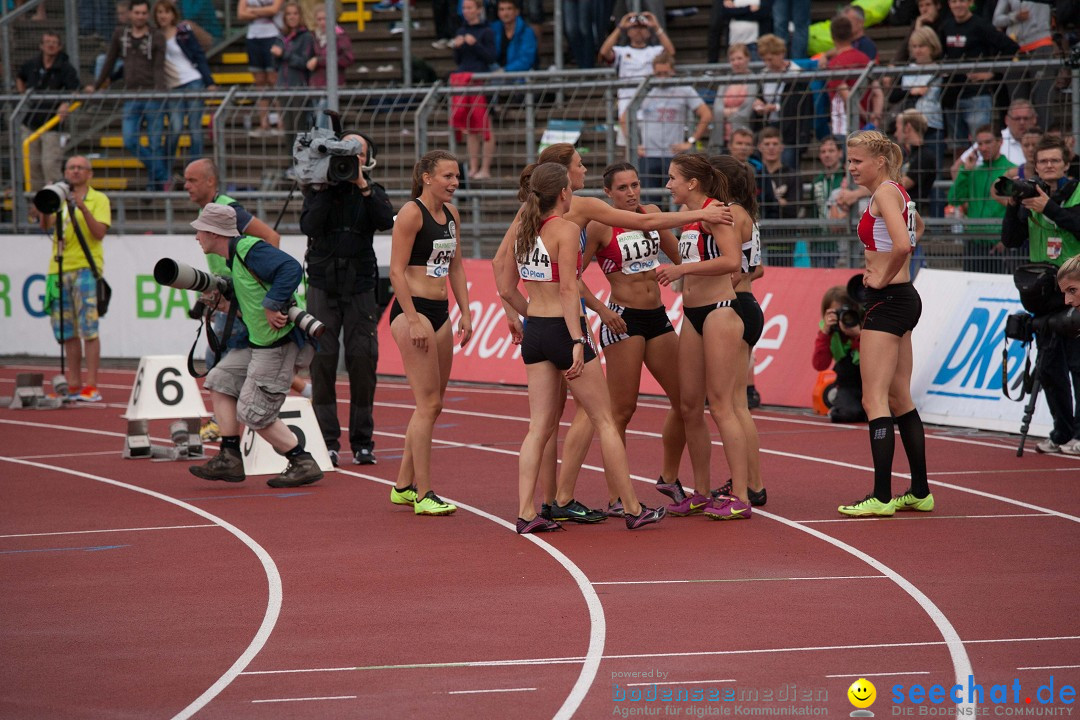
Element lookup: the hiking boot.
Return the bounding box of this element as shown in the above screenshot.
[549,499,607,524]
[189,447,245,483]
[267,452,323,488]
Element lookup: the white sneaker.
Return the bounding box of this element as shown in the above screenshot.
[1060,438,1080,456]
[1035,438,1061,454]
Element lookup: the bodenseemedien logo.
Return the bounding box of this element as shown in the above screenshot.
[849,678,878,717]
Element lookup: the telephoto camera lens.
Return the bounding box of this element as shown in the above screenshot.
[33,181,70,214]
[153,258,230,295]
[288,307,326,339]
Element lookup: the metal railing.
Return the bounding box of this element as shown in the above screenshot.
[0,56,1074,273]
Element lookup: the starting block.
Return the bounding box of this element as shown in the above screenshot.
[124,419,152,458]
[240,396,334,476]
[124,355,207,421]
[4,373,63,409]
[124,417,205,461]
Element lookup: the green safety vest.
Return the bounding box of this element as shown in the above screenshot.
[230,236,296,348]
[1028,180,1080,266]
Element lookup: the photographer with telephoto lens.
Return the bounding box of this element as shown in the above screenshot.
[1001,135,1080,455]
[813,284,867,424]
[187,203,324,488]
[298,129,394,467]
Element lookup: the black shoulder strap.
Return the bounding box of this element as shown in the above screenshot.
[68,202,101,280]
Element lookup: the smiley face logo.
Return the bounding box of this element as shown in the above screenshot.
[847,678,877,709]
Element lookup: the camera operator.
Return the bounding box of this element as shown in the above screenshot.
[40,156,112,403]
[812,286,866,424]
[299,133,394,467]
[187,204,323,488]
[1061,256,1080,307]
[1001,136,1080,455]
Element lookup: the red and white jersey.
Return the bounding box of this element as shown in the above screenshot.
[595,210,662,275]
[857,181,917,253]
[678,198,721,264]
[518,217,582,282]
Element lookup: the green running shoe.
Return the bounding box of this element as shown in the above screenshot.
[391,484,418,505]
[893,490,934,512]
[838,494,895,517]
[414,490,457,516]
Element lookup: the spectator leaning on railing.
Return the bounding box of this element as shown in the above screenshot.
[16,32,79,204]
[1000,136,1080,455]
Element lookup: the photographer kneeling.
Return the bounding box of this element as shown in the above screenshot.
[1001,136,1080,455]
[813,286,867,424]
[188,204,324,487]
[298,131,394,467]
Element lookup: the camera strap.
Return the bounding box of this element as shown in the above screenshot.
[187,300,239,379]
[1000,339,1033,402]
[67,202,101,281]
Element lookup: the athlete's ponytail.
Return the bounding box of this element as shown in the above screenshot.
[516,163,569,265]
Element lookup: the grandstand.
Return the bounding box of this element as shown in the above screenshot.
[0,0,1070,266]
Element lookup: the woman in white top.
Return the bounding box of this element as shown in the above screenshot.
[155,0,215,176]
[238,0,284,135]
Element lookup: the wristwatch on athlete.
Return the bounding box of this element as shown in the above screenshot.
[571,336,588,346]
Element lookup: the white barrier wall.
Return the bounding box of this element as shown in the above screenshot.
[912,269,1052,437]
[0,233,389,359]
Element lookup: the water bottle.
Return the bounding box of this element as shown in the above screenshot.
[945,204,965,235]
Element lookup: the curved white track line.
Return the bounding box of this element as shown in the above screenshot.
[338,469,604,720]
[0,456,281,720]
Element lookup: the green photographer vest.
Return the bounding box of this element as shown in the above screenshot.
[1028,181,1080,265]
[230,236,296,348]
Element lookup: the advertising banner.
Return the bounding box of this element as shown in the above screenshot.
[911,269,1052,437]
[375,260,860,409]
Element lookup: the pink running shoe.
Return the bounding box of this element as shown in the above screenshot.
[667,492,711,516]
[704,495,752,521]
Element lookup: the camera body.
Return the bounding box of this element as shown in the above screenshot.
[1005,307,1080,342]
[33,180,71,215]
[994,175,1050,202]
[154,258,326,339]
[836,304,864,331]
[293,127,364,188]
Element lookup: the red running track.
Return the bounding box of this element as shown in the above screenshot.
[1,364,1078,719]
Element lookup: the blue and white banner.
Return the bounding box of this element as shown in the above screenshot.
[912,269,1052,437]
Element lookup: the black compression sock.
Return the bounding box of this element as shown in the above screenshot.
[895,408,929,498]
[868,417,894,503]
[220,435,240,451]
[284,443,306,459]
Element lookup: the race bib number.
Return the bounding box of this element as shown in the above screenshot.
[426,236,456,278]
[616,230,660,275]
[1048,236,1062,260]
[743,224,762,273]
[679,229,701,263]
[906,201,918,248]
[519,237,554,281]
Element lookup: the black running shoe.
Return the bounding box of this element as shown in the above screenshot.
[747,385,762,409]
[540,503,553,520]
[713,479,767,507]
[625,504,666,529]
[656,477,688,503]
[517,516,563,534]
[549,499,607,523]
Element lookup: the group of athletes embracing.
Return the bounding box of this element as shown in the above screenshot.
[384,131,934,533]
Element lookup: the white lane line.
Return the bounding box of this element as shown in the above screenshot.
[337,468,603,720]
[753,506,975,716]
[15,450,119,460]
[0,456,282,720]
[446,687,537,695]
[826,671,931,679]
[592,575,886,585]
[241,635,1080,675]
[1017,665,1080,671]
[796,513,1054,524]
[0,524,217,539]
[932,468,1080,476]
[627,679,736,687]
[251,695,357,704]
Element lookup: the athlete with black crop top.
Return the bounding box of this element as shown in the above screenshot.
[583,162,690,509]
[709,154,768,509]
[388,151,474,518]
[491,144,736,524]
[838,131,931,518]
[498,162,666,533]
[655,154,753,520]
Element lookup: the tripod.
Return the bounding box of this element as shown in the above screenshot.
[1016,331,1052,457]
